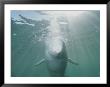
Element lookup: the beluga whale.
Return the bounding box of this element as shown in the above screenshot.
[34,16,78,77]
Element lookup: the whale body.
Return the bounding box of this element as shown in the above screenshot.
[34,38,78,77]
[45,39,67,76]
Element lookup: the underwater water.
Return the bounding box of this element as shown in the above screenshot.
[11,10,100,77]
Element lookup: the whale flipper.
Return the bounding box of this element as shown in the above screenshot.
[34,59,45,66]
[68,58,79,65]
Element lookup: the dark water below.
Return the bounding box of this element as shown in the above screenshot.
[11,11,100,77]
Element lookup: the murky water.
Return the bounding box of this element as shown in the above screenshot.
[11,10,100,77]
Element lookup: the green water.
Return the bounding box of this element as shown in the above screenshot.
[11,11,100,77]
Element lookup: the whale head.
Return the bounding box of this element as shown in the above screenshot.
[49,39,63,55]
[45,37,64,57]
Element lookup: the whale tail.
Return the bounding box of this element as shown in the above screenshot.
[68,58,79,65]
